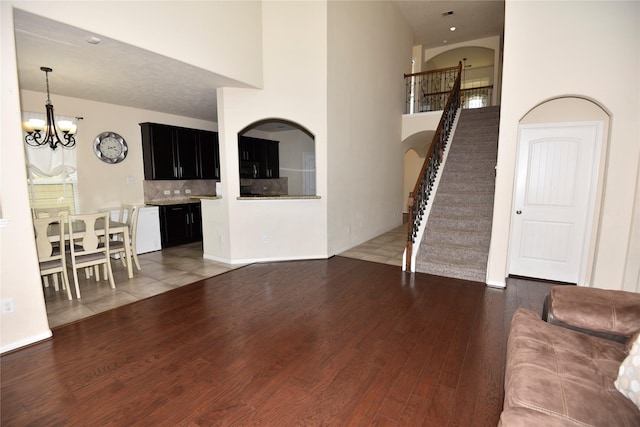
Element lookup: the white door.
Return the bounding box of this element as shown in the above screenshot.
[508,122,602,284]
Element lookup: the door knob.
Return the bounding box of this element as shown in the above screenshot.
[516,210,522,215]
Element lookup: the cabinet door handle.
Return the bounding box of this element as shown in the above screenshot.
[179,166,183,177]
[191,213,194,222]
[173,166,177,177]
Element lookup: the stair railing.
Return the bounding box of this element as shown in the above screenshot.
[404,65,459,114]
[405,62,462,272]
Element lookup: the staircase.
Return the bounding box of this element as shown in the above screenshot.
[415,106,500,282]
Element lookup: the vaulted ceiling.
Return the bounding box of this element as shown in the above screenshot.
[13,2,504,122]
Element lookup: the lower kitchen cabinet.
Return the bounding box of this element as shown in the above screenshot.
[159,203,202,248]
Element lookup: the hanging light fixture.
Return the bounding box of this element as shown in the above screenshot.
[23,67,76,150]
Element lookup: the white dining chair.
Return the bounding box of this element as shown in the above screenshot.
[33,215,73,300]
[33,207,71,288]
[108,204,141,271]
[33,206,70,220]
[66,212,115,298]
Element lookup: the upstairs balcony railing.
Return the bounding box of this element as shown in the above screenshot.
[405,66,492,114]
[405,62,462,272]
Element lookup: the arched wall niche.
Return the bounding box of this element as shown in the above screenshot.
[238,118,316,197]
[516,96,611,285]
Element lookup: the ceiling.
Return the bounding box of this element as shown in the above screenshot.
[13,2,504,124]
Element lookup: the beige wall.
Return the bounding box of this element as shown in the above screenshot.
[1,2,52,353]
[488,1,640,291]
[207,0,329,263]
[327,0,412,255]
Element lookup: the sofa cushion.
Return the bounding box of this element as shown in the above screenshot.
[626,329,640,353]
[615,332,640,410]
[548,286,640,337]
[502,309,640,426]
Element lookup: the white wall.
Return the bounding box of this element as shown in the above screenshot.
[12,0,263,88]
[208,1,328,264]
[327,1,412,255]
[276,130,315,196]
[488,1,640,291]
[1,3,51,353]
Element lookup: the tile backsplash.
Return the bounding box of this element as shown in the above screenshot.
[240,178,288,196]
[144,180,217,203]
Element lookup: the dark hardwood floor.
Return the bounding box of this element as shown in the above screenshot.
[1,257,554,426]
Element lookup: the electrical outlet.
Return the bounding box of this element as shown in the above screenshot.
[126,176,134,184]
[173,190,180,195]
[163,190,171,196]
[185,189,192,194]
[2,297,15,314]
[262,235,269,244]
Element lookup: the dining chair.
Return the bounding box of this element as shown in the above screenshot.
[66,212,115,299]
[33,215,73,300]
[108,204,141,271]
[33,206,70,219]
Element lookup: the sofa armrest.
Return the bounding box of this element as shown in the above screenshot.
[543,286,640,342]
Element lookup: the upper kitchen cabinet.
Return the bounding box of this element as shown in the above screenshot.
[141,123,220,180]
[238,136,279,179]
[199,130,220,180]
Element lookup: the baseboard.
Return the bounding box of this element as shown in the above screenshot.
[203,253,330,265]
[1,330,52,354]
[486,278,506,289]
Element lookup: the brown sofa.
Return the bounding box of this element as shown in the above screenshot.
[499,286,640,426]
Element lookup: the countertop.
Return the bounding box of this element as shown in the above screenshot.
[146,195,220,206]
[237,195,321,200]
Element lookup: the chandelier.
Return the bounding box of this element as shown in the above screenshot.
[23,67,76,150]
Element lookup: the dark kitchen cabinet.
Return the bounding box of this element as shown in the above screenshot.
[199,131,220,180]
[263,140,279,178]
[238,136,279,179]
[141,123,220,180]
[159,203,202,248]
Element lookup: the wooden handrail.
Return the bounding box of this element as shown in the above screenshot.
[404,65,459,79]
[405,62,462,272]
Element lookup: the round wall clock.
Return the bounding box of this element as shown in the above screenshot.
[94,131,128,164]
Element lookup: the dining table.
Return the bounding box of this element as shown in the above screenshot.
[46,217,134,279]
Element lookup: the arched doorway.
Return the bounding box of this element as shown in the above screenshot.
[508,97,610,285]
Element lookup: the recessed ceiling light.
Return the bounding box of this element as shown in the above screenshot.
[86,36,101,45]
[450,26,456,32]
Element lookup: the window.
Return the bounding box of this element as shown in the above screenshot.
[22,111,79,213]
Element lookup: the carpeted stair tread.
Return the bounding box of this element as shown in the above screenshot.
[414,105,499,283]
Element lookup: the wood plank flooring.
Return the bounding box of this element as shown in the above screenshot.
[1,257,554,426]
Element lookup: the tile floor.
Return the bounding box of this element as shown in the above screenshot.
[337,224,406,266]
[44,242,245,328]
[44,225,408,328]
